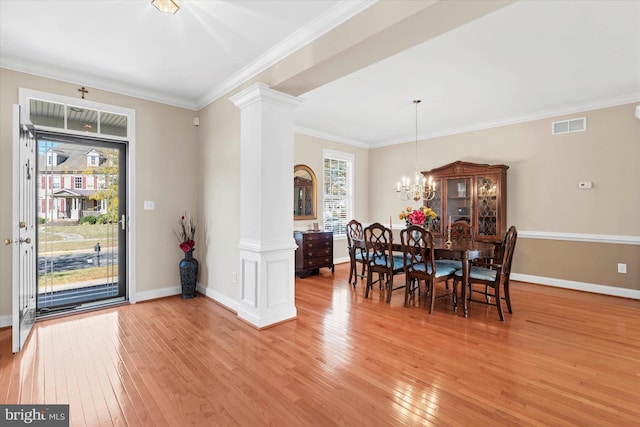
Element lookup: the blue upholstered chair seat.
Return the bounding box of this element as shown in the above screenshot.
[371,254,405,269]
[454,266,497,282]
[435,259,462,270]
[354,251,366,261]
[412,263,456,278]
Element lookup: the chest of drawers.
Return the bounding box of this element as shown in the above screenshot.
[294,231,334,278]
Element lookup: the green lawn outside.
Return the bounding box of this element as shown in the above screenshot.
[38,223,118,253]
[38,223,119,286]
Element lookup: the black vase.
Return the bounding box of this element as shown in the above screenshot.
[179,250,199,299]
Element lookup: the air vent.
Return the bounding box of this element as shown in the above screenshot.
[552,117,586,135]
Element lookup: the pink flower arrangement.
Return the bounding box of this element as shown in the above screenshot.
[398,206,437,228]
[176,213,196,253]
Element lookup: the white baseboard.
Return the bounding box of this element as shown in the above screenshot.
[134,285,181,302]
[0,314,11,328]
[197,284,239,313]
[511,273,640,299]
[334,256,349,265]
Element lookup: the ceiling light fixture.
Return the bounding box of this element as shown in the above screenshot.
[396,100,436,202]
[151,0,180,14]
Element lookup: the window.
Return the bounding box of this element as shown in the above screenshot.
[89,155,97,166]
[47,152,54,166]
[52,176,60,189]
[323,150,353,236]
[74,176,83,189]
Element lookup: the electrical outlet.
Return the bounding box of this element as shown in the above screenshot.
[143,200,155,210]
[617,263,627,274]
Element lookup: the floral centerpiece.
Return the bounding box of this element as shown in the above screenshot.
[176,213,196,253]
[398,206,437,228]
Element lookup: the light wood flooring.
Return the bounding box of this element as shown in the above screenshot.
[1,263,639,426]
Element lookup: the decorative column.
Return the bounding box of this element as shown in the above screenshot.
[229,83,301,328]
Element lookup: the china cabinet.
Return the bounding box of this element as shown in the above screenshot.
[424,161,508,243]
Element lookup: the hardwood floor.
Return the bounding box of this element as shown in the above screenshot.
[1,263,639,426]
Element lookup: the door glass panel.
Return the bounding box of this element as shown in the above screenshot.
[100,111,128,137]
[67,106,98,133]
[37,137,124,313]
[29,99,65,129]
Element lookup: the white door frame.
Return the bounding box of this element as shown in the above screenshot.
[18,88,138,304]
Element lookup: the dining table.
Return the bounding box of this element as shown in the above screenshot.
[352,235,495,317]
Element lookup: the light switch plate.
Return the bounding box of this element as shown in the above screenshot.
[143,200,155,210]
[578,181,592,189]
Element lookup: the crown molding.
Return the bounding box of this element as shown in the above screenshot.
[0,55,198,110]
[0,1,377,112]
[367,92,640,149]
[195,0,377,110]
[294,126,369,149]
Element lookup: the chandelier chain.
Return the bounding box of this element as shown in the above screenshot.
[395,99,436,202]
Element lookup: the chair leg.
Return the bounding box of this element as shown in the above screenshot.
[365,270,372,298]
[504,281,513,313]
[451,278,459,311]
[348,258,355,286]
[404,277,411,307]
[494,284,505,321]
[386,275,393,304]
[428,281,435,314]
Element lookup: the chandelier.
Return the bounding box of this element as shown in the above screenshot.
[152,0,180,14]
[396,100,436,201]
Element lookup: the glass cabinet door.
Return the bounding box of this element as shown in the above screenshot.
[427,178,443,234]
[446,177,472,225]
[476,175,499,238]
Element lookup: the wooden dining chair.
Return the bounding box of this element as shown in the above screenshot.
[437,220,475,286]
[453,225,518,320]
[363,223,405,303]
[346,219,367,286]
[400,226,457,313]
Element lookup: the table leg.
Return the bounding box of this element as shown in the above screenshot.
[462,253,469,317]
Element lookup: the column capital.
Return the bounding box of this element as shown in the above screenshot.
[229,83,302,111]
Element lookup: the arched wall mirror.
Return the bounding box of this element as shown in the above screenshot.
[294,164,317,220]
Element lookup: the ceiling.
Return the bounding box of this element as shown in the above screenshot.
[1,1,639,148]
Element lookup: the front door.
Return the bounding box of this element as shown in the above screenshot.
[11,104,37,353]
[37,133,127,314]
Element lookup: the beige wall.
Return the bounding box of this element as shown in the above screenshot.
[194,97,241,303]
[0,68,198,318]
[370,103,640,290]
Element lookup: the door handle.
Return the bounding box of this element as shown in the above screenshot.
[119,215,126,231]
[4,238,11,246]
[20,237,31,244]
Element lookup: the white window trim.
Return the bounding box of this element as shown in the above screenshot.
[322,149,354,238]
